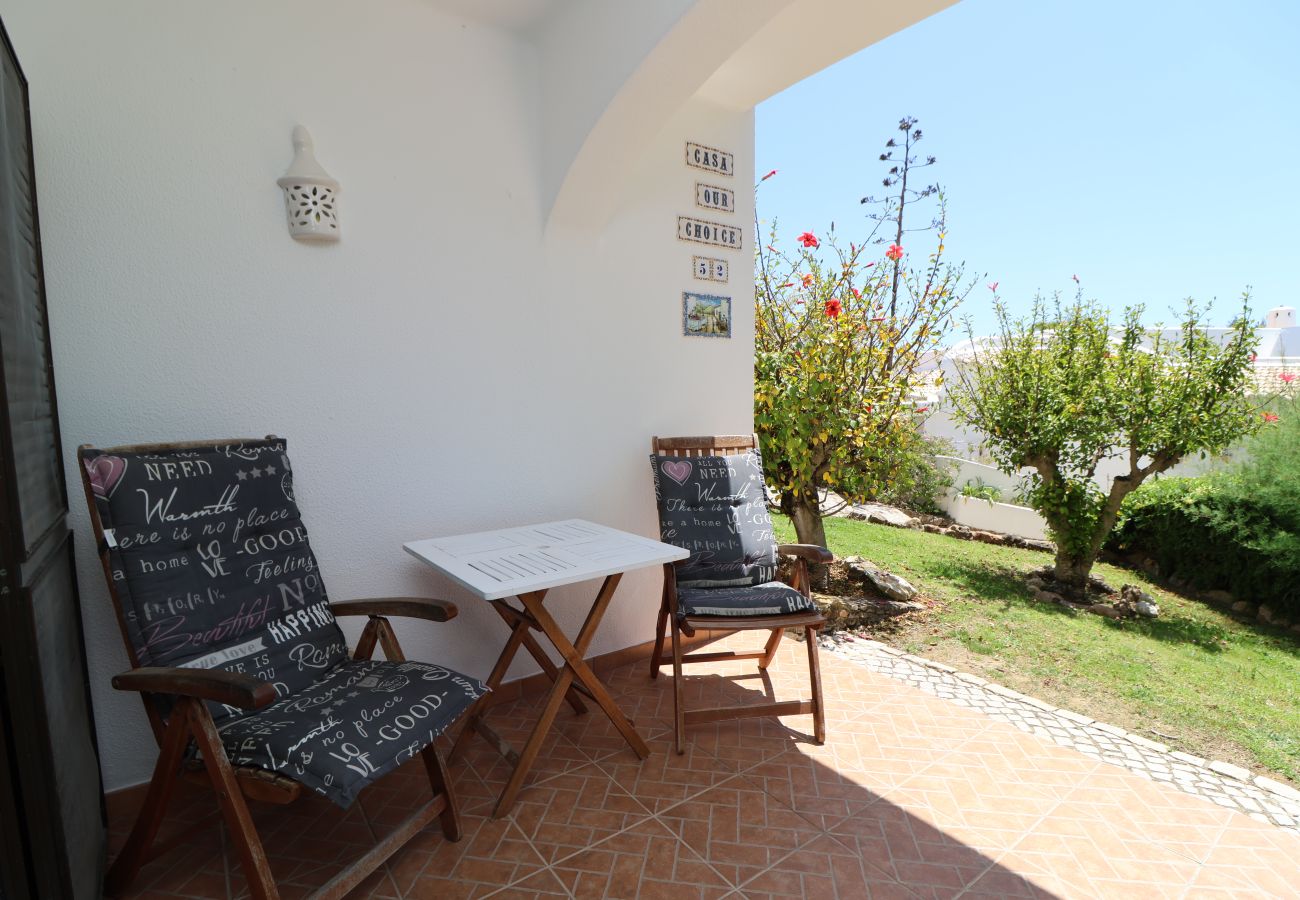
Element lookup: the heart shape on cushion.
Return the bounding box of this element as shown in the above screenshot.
[85,455,128,498]
[662,459,693,485]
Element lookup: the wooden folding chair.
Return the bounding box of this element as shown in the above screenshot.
[78,438,486,899]
[648,434,832,754]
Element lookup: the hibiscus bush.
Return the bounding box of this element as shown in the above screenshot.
[755,118,972,549]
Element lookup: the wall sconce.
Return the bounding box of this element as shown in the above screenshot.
[277,126,339,242]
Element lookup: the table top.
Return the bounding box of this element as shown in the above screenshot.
[403,518,689,601]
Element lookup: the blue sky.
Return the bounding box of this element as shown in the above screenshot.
[756,0,1299,337]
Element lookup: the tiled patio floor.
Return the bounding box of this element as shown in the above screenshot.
[109,633,1300,898]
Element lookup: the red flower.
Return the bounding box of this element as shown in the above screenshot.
[801,274,815,288]
[1263,412,1280,423]
[851,288,861,299]
[778,283,794,288]
[1280,373,1297,384]
[761,169,778,181]
[767,244,777,252]
[886,243,904,261]
[798,231,820,248]
[824,299,842,319]
[987,281,999,293]
[916,407,929,414]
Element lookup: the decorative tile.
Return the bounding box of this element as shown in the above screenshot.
[993,798,1202,899]
[102,651,1300,899]
[828,801,1003,899]
[742,748,892,832]
[656,774,824,887]
[455,695,593,792]
[736,833,919,899]
[596,729,738,814]
[1063,766,1239,863]
[506,762,654,865]
[405,812,548,898]
[552,818,732,898]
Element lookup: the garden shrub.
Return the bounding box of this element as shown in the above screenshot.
[1109,399,1300,618]
[959,478,1002,503]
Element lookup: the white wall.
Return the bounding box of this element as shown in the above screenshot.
[3,0,756,792]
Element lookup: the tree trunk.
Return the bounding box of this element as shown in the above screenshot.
[788,494,830,589]
[788,495,828,549]
[1051,550,1095,596]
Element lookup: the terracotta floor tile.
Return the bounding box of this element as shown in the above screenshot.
[454,695,594,788]
[552,817,732,898]
[505,761,654,865]
[595,728,740,814]
[687,713,822,772]
[406,812,549,897]
[1061,766,1240,864]
[656,773,825,887]
[742,747,894,832]
[102,652,1300,899]
[996,797,1203,899]
[736,833,920,899]
[827,800,1002,899]
[878,750,1082,854]
[551,682,675,763]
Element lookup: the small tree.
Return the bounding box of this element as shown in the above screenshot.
[946,291,1260,592]
[755,118,973,549]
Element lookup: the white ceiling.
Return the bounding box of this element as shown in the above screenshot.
[424,0,572,32]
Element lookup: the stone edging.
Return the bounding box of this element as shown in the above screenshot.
[822,633,1300,833]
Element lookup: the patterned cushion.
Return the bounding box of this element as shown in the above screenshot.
[219,658,487,808]
[649,449,777,588]
[83,439,348,720]
[83,438,488,808]
[676,582,817,619]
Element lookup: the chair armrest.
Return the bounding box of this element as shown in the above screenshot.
[776,543,834,564]
[329,596,458,623]
[111,666,277,711]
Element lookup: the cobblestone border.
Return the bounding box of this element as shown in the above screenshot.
[822,632,1300,834]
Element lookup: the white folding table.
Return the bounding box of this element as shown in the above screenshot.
[403,519,688,816]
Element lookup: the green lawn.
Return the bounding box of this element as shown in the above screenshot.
[774,515,1300,785]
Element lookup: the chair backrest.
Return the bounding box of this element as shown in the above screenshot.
[77,437,348,726]
[649,434,777,588]
[651,434,757,457]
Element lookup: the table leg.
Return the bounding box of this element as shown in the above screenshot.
[491,577,649,817]
[522,577,649,759]
[449,615,531,763]
[490,600,588,716]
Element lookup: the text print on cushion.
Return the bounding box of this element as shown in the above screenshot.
[649,449,777,588]
[83,439,348,721]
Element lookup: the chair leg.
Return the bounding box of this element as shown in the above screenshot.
[421,744,461,842]
[670,617,686,755]
[758,627,784,670]
[185,701,279,900]
[650,594,669,679]
[805,624,826,745]
[103,705,193,896]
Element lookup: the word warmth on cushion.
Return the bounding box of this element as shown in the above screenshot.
[650,450,777,588]
[83,439,348,718]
